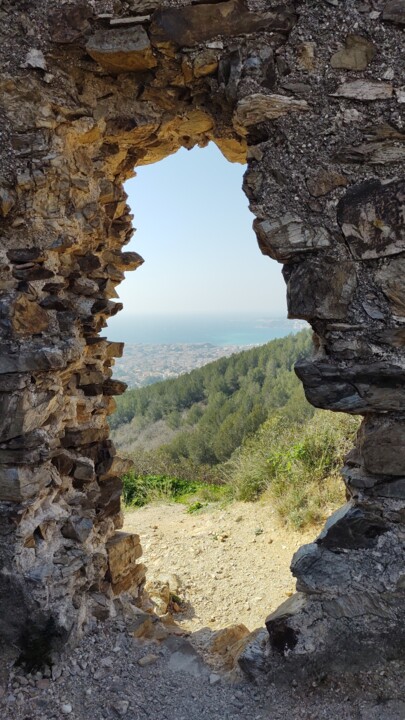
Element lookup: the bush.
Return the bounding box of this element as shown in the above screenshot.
[122,472,201,507]
[224,410,360,529]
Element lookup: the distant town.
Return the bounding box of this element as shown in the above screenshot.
[112,343,250,388]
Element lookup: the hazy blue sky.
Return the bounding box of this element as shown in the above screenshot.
[112,142,287,317]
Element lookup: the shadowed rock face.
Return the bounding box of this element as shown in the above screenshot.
[0,0,405,673]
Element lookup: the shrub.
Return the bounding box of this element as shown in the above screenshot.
[224,410,360,528]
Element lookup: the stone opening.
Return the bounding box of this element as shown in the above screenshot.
[1,0,405,675]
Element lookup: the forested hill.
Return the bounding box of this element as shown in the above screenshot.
[111,330,313,466]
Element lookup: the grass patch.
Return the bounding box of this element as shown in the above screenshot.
[122,471,231,509]
[224,410,360,529]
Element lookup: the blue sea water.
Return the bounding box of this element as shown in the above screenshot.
[106,314,307,346]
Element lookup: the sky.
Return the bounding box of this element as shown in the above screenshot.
[110,142,287,317]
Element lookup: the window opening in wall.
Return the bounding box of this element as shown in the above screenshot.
[106,143,343,644]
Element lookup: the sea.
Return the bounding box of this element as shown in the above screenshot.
[106,314,308,346]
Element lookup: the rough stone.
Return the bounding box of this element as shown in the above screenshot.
[150,1,296,48]
[106,532,144,595]
[11,295,50,336]
[331,80,393,100]
[359,418,405,476]
[383,1,405,24]
[331,35,376,71]
[234,93,308,130]
[375,256,405,315]
[306,168,348,197]
[86,27,158,73]
[285,257,357,320]
[255,214,330,262]
[337,179,405,259]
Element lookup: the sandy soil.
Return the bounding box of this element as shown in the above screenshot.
[124,500,317,633]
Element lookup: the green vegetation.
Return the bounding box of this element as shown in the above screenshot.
[224,410,359,529]
[112,330,313,469]
[113,330,360,528]
[122,471,231,510]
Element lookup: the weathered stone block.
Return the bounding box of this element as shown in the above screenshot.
[234,93,308,130]
[306,168,348,198]
[331,80,393,100]
[317,503,389,550]
[86,27,157,73]
[265,593,306,654]
[359,418,405,476]
[383,1,405,25]
[62,427,109,448]
[0,465,52,502]
[0,389,60,443]
[150,1,296,48]
[337,179,405,259]
[73,457,95,483]
[96,476,123,519]
[295,359,405,413]
[286,257,357,320]
[375,256,405,316]
[11,294,50,336]
[106,532,144,595]
[330,35,375,71]
[255,214,330,263]
[61,517,93,543]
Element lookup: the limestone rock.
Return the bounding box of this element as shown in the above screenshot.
[23,49,47,71]
[255,214,330,262]
[331,35,375,71]
[86,27,157,73]
[234,93,308,130]
[331,80,393,100]
[209,624,250,668]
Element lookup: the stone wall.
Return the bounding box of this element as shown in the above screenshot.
[0,0,404,670]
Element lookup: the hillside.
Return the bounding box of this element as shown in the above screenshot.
[111,330,313,467]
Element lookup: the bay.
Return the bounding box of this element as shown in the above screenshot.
[106,314,307,347]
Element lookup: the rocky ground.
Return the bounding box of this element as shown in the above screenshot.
[124,500,314,634]
[1,500,405,720]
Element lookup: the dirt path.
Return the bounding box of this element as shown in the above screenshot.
[124,500,317,633]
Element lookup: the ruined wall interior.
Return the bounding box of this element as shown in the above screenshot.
[0,0,404,672]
